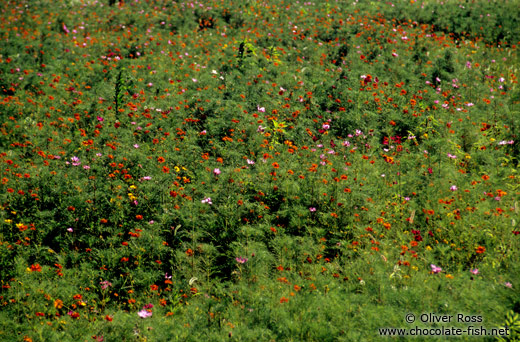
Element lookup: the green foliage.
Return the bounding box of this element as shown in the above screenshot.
[0,0,519,341]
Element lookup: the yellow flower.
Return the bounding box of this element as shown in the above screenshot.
[4,219,12,224]
[425,245,432,251]
[129,185,137,190]
[445,274,454,279]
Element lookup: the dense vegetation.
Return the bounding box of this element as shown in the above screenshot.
[1,0,519,341]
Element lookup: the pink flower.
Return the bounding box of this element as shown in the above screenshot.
[470,269,479,275]
[100,280,112,290]
[138,309,152,318]
[213,168,221,175]
[235,257,248,264]
[430,264,442,274]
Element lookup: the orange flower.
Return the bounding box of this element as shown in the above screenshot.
[481,174,489,181]
[272,162,279,168]
[279,297,289,303]
[54,299,63,309]
[475,246,486,254]
[157,156,165,163]
[29,264,42,272]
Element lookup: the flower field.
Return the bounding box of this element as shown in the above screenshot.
[1,0,519,341]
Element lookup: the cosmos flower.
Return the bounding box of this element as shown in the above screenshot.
[430,264,442,274]
[138,309,152,318]
[235,257,248,264]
